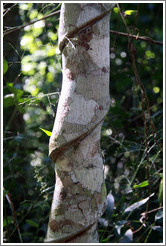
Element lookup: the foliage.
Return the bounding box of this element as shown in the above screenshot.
[99,3,163,243]
[39,128,52,137]
[3,3,163,243]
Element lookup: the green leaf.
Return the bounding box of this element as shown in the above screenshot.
[125,10,137,16]
[26,219,39,228]
[3,217,13,227]
[5,83,24,112]
[3,94,15,108]
[133,180,149,189]
[158,179,163,203]
[113,7,119,14]
[3,187,8,197]
[153,86,160,94]
[3,58,8,74]
[7,83,24,99]
[40,128,52,136]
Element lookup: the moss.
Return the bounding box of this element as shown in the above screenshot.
[101,182,107,202]
[91,196,97,211]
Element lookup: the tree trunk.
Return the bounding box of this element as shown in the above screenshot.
[45,3,114,243]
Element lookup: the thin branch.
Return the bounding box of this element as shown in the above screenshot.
[133,206,163,234]
[3,9,60,36]
[117,4,130,35]
[141,206,163,216]
[117,5,163,234]
[3,3,18,17]
[5,191,23,243]
[3,6,162,48]
[110,30,163,46]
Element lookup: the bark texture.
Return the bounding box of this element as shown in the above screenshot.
[45,3,114,243]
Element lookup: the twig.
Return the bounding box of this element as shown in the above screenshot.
[110,30,163,46]
[3,9,60,36]
[18,92,60,106]
[5,192,18,229]
[141,206,163,216]
[117,3,162,226]
[3,3,18,17]
[5,191,23,243]
[3,5,162,48]
[117,3,162,150]
[133,206,163,234]
[132,224,144,234]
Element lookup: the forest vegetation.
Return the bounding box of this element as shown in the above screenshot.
[3,2,163,243]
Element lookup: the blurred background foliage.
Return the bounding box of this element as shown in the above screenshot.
[3,3,163,243]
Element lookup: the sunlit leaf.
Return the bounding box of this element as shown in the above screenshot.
[29,9,38,19]
[133,180,149,189]
[120,229,133,243]
[46,71,54,82]
[145,50,155,59]
[153,87,160,94]
[7,83,24,99]
[3,58,8,74]
[158,179,163,203]
[124,193,154,213]
[3,94,15,108]
[125,10,137,16]
[40,128,52,136]
[113,7,119,14]
[106,193,115,219]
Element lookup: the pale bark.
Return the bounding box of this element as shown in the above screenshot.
[45,3,114,243]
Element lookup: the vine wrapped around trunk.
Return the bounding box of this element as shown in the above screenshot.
[45,3,114,243]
